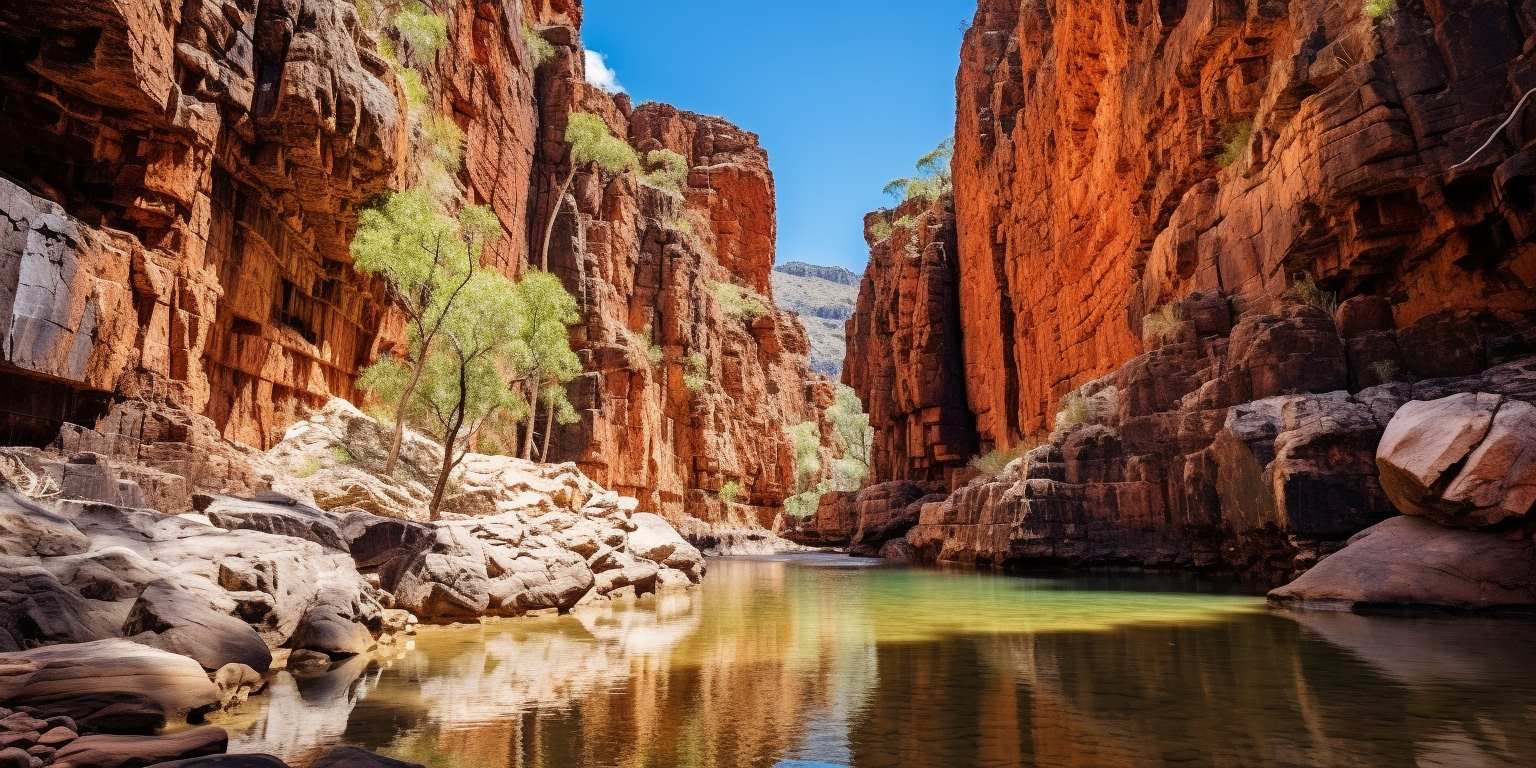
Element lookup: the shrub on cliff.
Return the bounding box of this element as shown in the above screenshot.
[883,137,954,203]
[969,443,1029,479]
[540,112,641,269]
[522,24,555,68]
[710,280,770,321]
[1216,120,1253,168]
[684,353,709,392]
[718,481,744,505]
[641,149,690,196]
[1141,303,1183,348]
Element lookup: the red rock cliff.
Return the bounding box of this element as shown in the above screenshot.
[955,0,1536,445]
[0,0,829,525]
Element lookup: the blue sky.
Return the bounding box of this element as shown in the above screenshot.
[582,0,975,272]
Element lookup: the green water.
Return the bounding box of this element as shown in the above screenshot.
[225,554,1536,767]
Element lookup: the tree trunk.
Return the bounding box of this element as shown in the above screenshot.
[427,434,458,522]
[521,380,539,460]
[383,358,429,475]
[539,393,557,462]
[539,166,579,271]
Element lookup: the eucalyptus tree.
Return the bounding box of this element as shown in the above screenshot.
[539,111,640,269]
[511,270,583,460]
[352,191,504,475]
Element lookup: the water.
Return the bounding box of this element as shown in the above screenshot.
[224,554,1536,767]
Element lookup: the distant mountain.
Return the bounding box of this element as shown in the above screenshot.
[775,261,861,286]
[772,262,861,378]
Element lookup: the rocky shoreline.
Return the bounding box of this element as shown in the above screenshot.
[0,400,707,767]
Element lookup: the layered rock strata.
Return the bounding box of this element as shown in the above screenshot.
[0,0,829,528]
[841,0,1536,584]
[843,196,976,491]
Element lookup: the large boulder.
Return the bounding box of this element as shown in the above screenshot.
[0,490,90,558]
[123,581,273,673]
[1377,393,1536,527]
[201,495,349,552]
[0,639,220,727]
[1268,516,1536,612]
[625,514,705,579]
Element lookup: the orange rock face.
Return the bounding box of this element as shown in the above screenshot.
[0,0,829,526]
[955,0,1536,445]
[844,195,976,491]
[531,48,832,522]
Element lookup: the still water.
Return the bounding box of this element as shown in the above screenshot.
[225,554,1536,768]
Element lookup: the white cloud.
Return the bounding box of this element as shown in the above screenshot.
[584,49,625,94]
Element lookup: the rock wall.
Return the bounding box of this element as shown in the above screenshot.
[954,0,1536,445]
[844,195,976,491]
[531,46,832,523]
[1,0,828,525]
[841,0,1536,579]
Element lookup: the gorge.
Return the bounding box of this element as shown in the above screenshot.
[2,0,1536,766]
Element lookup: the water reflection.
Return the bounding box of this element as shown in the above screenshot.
[226,555,1536,768]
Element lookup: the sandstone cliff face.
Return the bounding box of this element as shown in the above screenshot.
[1,0,827,525]
[955,0,1536,444]
[530,49,831,523]
[840,0,1536,579]
[844,195,976,491]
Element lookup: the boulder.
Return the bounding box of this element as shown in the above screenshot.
[1268,516,1536,612]
[148,757,290,767]
[123,580,273,673]
[50,726,227,767]
[626,514,705,578]
[1377,394,1536,527]
[0,639,219,727]
[0,490,90,558]
[202,496,349,552]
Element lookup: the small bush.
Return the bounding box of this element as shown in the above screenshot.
[331,445,355,465]
[296,458,323,479]
[1054,386,1119,436]
[718,480,743,505]
[1217,120,1254,168]
[869,218,894,245]
[522,24,555,68]
[684,352,708,392]
[969,443,1029,479]
[1363,0,1397,20]
[1291,273,1339,317]
[1142,303,1183,347]
[421,113,464,172]
[785,488,823,518]
[394,2,448,61]
[710,280,770,321]
[1371,360,1402,383]
[399,68,428,109]
[642,149,689,195]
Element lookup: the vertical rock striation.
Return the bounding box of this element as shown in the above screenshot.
[844,0,1536,580]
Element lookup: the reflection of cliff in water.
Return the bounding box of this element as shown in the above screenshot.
[849,612,1536,768]
[225,557,1536,768]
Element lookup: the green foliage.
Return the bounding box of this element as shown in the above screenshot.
[1142,302,1183,348]
[296,458,323,479]
[969,443,1028,479]
[514,270,583,409]
[710,280,770,321]
[331,445,355,465]
[522,24,555,68]
[1363,0,1397,20]
[1217,120,1254,168]
[1371,360,1402,383]
[893,214,920,230]
[868,218,894,245]
[566,112,640,175]
[787,421,823,493]
[826,384,872,491]
[784,487,825,519]
[641,149,689,195]
[884,136,954,202]
[421,114,464,174]
[718,480,744,505]
[1291,273,1339,317]
[684,352,708,392]
[393,1,447,62]
[399,67,428,109]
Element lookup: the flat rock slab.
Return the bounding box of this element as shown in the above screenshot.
[0,639,219,726]
[1268,516,1536,612]
[51,726,227,767]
